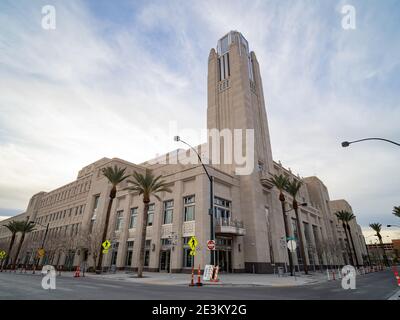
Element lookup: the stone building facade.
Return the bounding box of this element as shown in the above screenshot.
[0,31,367,273]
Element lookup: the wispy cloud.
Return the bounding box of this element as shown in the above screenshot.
[0,0,399,231]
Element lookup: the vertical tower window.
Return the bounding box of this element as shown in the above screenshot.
[163,200,173,224]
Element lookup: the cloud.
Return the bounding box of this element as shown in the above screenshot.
[0,0,399,231]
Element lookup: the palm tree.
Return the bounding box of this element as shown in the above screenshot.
[13,221,35,268]
[1,221,20,271]
[285,179,308,274]
[335,210,359,266]
[369,223,389,266]
[124,170,171,278]
[268,174,294,276]
[95,165,129,273]
[393,206,400,218]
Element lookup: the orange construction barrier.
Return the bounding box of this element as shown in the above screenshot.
[196,265,203,287]
[189,266,195,287]
[74,266,80,278]
[211,266,220,282]
[393,266,400,287]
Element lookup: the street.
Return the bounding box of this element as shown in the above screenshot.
[0,269,398,300]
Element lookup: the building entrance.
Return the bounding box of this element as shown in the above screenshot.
[159,250,171,272]
[216,250,232,273]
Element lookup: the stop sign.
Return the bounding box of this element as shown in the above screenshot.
[207,240,215,250]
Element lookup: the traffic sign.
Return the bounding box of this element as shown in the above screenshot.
[0,250,6,259]
[188,236,198,256]
[207,240,215,251]
[287,240,297,252]
[102,240,111,254]
[188,236,198,249]
[38,248,45,257]
[203,265,214,281]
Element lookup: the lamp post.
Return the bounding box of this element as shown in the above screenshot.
[174,136,215,265]
[30,221,49,272]
[341,138,400,148]
[387,225,400,228]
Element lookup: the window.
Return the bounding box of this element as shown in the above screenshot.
[92,195,100,219]
[111,243,119,265]
[182,237,194,268]
[161,238,172,246]
[129,208,138,228]
[147,204,155,226]
[144,240,151,267]
[214,197,231,220]
[163,200,173,224]
[144,250,150,267]
[184,195,195,221]
[115,210,124,231]
[291,218,303,265]
[125,241,134,266]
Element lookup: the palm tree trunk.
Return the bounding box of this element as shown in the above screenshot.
[342,222,354,266]
[280,199,294,276]
[137,202,149,278]
[346,224,359,267]
[96,188,116,273]
[293,203,308,274]
[3,234,16,270]
[377,235,389,266]
[14,233,26,269]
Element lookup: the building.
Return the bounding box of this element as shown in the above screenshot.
[0,31,367,273]
[366,242,396,264]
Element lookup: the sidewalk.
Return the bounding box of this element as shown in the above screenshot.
[84,270,329,287]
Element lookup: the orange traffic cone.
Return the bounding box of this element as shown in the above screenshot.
[196,265,203,287]
[189,266,195,287]
[74,266,80,278]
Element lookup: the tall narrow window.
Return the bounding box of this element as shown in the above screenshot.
[129,208,138,228]
[125,241,134,266]
[147,204,155,226]
[183,195,195,221]
[92,195,100,220]
[163,200,173,224]
[115,210,124,231]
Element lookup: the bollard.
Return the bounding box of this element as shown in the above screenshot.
[326,269,331,281]
[196,265,202,287]
[189,266,195,287]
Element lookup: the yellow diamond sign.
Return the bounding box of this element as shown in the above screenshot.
[188,236,198,250]
[38,248,45,257]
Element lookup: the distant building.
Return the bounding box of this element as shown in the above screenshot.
[0,31,367,273]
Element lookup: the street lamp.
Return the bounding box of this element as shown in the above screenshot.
[341,138,400,148]
[29,221,49,272]
[174,136,215,265]
[387,224,400,228]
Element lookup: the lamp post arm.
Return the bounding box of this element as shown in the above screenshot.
[178,139,213,182]
[347,138,400,147]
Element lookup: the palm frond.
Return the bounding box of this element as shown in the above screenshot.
[102,165,129,186]
[268,174,290,192]
[285,179,303,198]
[393,206,400,218]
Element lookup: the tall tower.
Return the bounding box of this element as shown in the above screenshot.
[207,31,276,272]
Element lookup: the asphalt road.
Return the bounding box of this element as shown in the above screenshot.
[0,269,398,300]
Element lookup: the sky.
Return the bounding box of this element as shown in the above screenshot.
[0,0,399,240]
